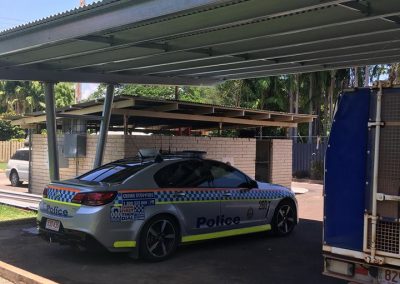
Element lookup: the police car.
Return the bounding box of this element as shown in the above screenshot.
[37,151,298,261]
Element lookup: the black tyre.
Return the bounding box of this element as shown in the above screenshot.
[272,200,297,237]
[139,215,179,261]
[10,171,22,187]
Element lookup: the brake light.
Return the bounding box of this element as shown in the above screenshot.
[43,187,48,198]
[71,192,117,206]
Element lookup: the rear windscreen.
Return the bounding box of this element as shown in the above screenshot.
[78,162,152,183]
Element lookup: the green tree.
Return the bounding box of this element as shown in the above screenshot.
[54,82,75,108]
[0,119,25,141]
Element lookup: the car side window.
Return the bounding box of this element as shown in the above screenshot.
[205,161,249,188]
[11,152,18,160]
[154,160,213,188]
[12,150,27,161]
[20,150,29,161]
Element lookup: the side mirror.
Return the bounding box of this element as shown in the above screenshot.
[247,180,258,189]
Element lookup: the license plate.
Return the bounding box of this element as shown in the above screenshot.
[45,219,60,232]
[379,269,400,284]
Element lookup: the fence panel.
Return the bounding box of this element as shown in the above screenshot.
[293,142,327,177]
[0,140,25,162]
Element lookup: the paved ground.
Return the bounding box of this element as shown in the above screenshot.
[0,181,344,284]
[293,181,324,221]
[0,174,28,194]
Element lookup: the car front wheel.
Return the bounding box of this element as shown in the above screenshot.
[10,171,22,187]
[272,200,297,237]
[140,215,179,261]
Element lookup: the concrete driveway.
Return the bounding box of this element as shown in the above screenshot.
[0,181,344,284]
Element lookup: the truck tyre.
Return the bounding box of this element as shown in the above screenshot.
[139,215,179,261]
[10,171,22,187]
[272,200,296,237]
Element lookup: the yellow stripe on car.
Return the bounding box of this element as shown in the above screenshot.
[181,224,271,243]
[113,241,136,248]
[43,198,81,207]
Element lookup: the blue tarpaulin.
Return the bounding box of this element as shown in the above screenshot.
[324,88,370,251]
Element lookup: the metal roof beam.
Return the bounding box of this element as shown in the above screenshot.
[113,23,400,75]
[0,0,242,56]
[217,54,400,80]
[52,4,400,73]
[0,0,352,63]
[177,45,400,77]
[146,36,400,77]
[0,67,219,85]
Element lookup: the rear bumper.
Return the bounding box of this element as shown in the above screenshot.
[5,169,10,179]
[38,218,87,245]
[37,199,142,253]
[323,252,400,284]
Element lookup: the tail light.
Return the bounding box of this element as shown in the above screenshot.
[43,187,48,198]
[72,192,117,206]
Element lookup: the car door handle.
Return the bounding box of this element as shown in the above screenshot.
[223,193,232,197]
[173,192,186,197]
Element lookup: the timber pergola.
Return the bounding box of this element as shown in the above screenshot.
[12,95,314,130]
[1,0,400,181]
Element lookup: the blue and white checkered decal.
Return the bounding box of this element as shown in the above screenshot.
[46,187,76,203]
[152,187,293,203]
[155,190,221,203]
[225,189,293,201]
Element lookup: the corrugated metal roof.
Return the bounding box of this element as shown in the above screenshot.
[0,0,120,36]
[0,0,400,85]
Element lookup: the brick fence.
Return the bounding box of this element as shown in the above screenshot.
[31,135,257,194]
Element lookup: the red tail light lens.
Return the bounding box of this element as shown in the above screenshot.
[72,192,117,206]
[43,187,48,198]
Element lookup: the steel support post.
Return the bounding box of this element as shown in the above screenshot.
[44,82,60,181]
[94,84,115,168]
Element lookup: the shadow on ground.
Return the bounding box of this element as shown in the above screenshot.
[0,219,344,284]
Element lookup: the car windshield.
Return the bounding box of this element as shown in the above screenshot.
[78,161,153,183]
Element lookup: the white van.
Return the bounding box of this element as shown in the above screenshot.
[5,148,29,187]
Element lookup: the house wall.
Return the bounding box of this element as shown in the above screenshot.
[30,134,257,194]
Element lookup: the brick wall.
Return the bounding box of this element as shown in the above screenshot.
[270,139,293,188]
[31,134,256,194]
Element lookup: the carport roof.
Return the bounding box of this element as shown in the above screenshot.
[11,96,315,130]
[1,0,400,85]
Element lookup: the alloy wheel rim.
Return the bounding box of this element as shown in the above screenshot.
[146,219,176,258]
[11,173,18,185]
[277,205,295,234]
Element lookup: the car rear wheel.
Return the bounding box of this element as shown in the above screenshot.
[10,171,22,187]
[140,215,179,261]
[272,200,296,237]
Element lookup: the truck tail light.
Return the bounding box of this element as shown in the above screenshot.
[72,192,117,206]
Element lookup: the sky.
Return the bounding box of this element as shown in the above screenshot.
[0,0,99,99]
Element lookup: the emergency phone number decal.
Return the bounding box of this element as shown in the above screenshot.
[111,192,155,222]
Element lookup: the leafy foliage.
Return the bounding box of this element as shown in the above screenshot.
[0,81,75,115]
[0,119,25,141]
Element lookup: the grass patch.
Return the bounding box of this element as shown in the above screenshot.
[0,204,36,221]
[0,162,6,170]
